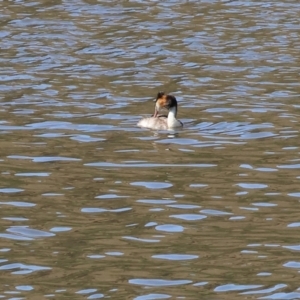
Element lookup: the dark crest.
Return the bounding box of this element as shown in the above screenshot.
[166,95,177,108]
[154,91,165,102]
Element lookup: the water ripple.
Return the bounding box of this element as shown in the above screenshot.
[85,162,216,168]
[152,254,198,261]
[134,294,171,300]
[215,284,263,292]
[129,279,192,287]
[0,263,51,274]
[155,224,184,233]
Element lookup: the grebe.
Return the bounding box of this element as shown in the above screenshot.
[137,92,183,130]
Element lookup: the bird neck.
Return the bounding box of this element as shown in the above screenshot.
[167,106,178,127]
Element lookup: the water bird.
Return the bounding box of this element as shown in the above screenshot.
[137,92,183,130]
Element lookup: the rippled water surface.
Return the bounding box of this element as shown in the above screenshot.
[1,1,300,299]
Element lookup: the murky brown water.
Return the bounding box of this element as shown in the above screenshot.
[1,1,300,299]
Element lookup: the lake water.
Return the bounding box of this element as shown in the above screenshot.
[1,1,300,299]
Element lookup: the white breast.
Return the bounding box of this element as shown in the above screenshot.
[137,117,168,130]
